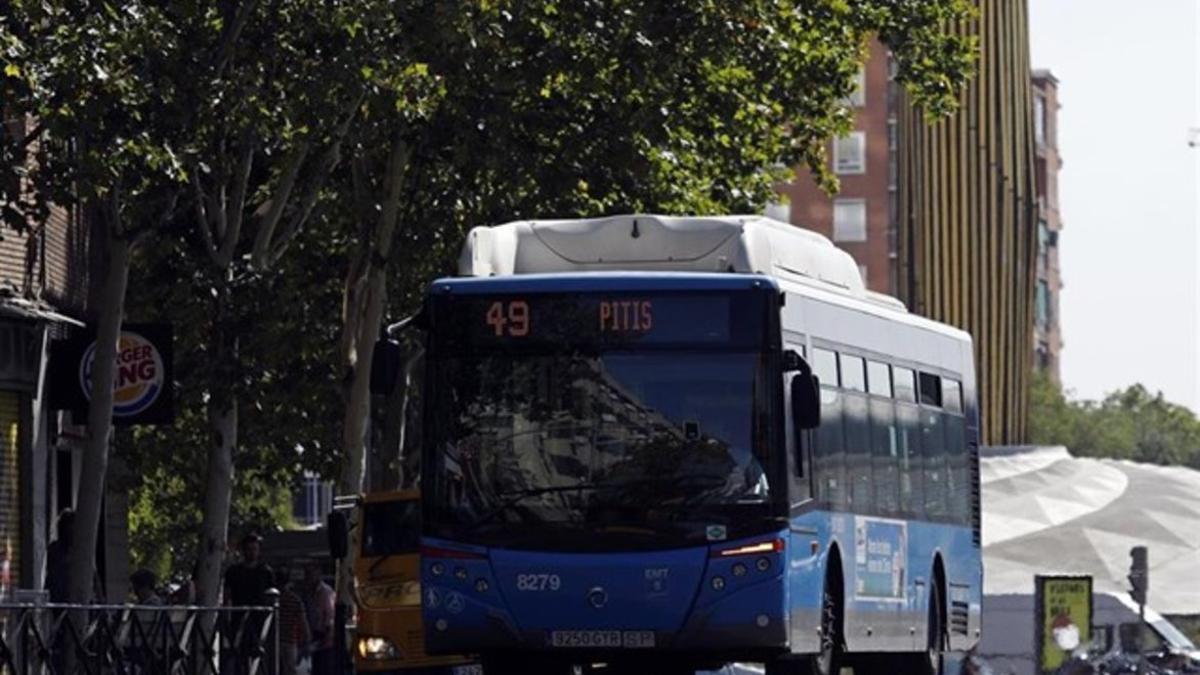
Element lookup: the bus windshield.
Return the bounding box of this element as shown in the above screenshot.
[428,350,774,547]
[361,498,420,557]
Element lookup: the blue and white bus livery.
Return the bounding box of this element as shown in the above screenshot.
[413,216,982,675]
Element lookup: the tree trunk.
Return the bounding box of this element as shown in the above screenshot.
[399,352,424,489]
[335,132,410,609]
[67,225,130,603]
[375,347,415,491]
[195,278,238,608]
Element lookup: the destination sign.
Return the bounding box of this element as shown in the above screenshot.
[433,291,766,352]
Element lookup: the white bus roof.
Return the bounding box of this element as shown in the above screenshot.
[457,214,906,312]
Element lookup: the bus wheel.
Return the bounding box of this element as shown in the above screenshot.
[919,580,947,675]
[770,571,843,675]
[810,572,843,675]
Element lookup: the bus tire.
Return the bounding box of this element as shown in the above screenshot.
[767,564,842,675]
[916,576,947,675]
[812,568,843,675]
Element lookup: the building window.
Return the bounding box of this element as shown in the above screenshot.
[1034,94,1047,147]
[1036,342,1051,370]
[843,67,866,108]
[1038,220,1049,256]
[292,472,333,527]
[1036,280,1049,328]
[834,132,866,174]
[833,199,867,242]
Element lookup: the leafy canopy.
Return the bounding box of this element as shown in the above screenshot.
[1029,372,1200,469]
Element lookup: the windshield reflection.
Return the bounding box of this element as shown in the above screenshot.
[431,352,771,539]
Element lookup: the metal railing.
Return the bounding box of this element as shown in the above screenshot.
[0,594,280,675]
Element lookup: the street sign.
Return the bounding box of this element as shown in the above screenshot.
[1035,575,1093,675]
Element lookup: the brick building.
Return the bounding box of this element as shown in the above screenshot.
[0,111,96,600]
[779,1,1043,444]
[776,40,900,296]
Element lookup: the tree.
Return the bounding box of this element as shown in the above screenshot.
[2,0,364,606]
[1029,373,1200,469]
[3,1,193,605]
[331,0,975,604]
[337,0,977,492]
[122,219,347,580]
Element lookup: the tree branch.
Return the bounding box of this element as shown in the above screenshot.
[215,134,255,268]
[213,1,259,81]
[192,174,220,263]
[107,184,125,239]
[249,140,310,266]
[264,90,367,267]
[17,121,44,151]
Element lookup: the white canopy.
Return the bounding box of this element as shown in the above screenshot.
[982,446,1200,614]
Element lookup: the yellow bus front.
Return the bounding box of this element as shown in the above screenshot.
[353,490,476,674]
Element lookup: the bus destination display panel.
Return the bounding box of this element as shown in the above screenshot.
[432,291,765,351]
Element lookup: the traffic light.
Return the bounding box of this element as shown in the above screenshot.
[1129,546,1148,605]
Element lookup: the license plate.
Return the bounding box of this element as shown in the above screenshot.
[451,665,483,675]
[548,630,655,648]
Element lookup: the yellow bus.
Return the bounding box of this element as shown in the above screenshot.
[352,489,479,674]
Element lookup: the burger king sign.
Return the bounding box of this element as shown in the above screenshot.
[51,323,174,426]
[81,331,165,417]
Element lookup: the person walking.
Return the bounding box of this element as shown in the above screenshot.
[224,533,275,674]
[275,567,310,675]
[300,561,336,675]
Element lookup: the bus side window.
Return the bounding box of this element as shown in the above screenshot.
[870,396,899,515]
[812,348,838,387]
[895,396,922,519]
[840,354,871,513]
[844,391,871,513]
[943,378,968,523]
[920,372,948,520]
[812,348,845,509]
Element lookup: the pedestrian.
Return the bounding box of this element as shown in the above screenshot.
[130,568,164,615]
[300,561,335,675]
[275,567,310,675]
[45,509,74,602]
[224,532,274,607]
[224,533,275,673]
[126,568,165,668]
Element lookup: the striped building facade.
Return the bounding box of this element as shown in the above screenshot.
[896,0,1038,444]
[781,1,1039,444]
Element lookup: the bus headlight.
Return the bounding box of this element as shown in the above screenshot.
[357,636,402,660]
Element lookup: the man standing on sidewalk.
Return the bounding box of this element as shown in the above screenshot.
[301,561,336,675]
[225,533,274,607]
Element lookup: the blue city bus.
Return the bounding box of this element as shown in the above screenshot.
[414,218,982,675]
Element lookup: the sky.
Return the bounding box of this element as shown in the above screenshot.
[1028,1,1200,411]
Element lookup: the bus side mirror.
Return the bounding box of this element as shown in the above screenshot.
[791,372,821,430]
[327,511,349,560]
[782,349,803,372]
[370,339,402,395]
